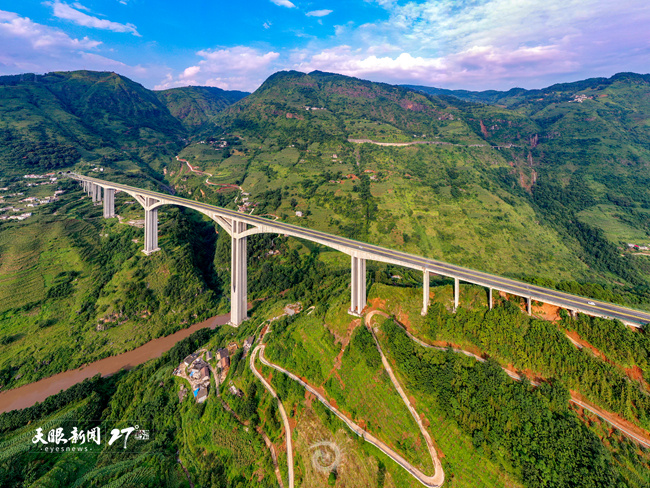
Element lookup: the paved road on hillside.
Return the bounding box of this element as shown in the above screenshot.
[73,174,650,327]
[383,315,650,449]
[256,345,445,487]
[250,346,294,488]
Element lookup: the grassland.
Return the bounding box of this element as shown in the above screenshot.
[0,181,229,390]
[265,300,438,476]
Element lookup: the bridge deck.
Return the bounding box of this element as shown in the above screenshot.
[68,173,650,327]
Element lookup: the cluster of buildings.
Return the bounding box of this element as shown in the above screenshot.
[0,212,32,221]
[175,336,256,404]
[0,187,65,221]
[627,243,650,251]
[569,94,594,103]
[23,173,58,181]
[176,352,211,403]
[236,192,255,213]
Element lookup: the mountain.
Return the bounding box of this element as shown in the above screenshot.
[0,71,246,176]
[218,70,482,144]
[2,70,650,488]
[194,70,650,292]
[156,85,248,129]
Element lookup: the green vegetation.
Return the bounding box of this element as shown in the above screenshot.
[379,315,649,488]
[2,68,650,487]
[418,300,650,430]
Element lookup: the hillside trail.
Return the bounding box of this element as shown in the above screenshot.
[255,344,445,487]
[373,310,650,449]
[175,155,242,191]
[365,310,445,485]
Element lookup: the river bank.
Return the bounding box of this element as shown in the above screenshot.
[0,312,231,413]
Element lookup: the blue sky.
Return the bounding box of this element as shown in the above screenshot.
[0,0,648,92]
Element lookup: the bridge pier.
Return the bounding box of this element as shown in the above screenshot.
[527,297,532,315]
[349,256,366,316]
[91,184,102,204]
[230,220,248,326]
[143,197,160,255]
[488,288,493,310]
[454,277,459,311]
[421,270,430,316]
[103,188,115,218]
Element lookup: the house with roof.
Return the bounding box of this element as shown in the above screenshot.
[196,387,208,403]
[216,348,229,361]
[220,356,230,370]
[183,353,198,366]
[243,336,255,353]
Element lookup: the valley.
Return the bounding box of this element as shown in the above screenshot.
[0,69,650,487]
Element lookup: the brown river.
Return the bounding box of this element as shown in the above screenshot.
[0,312,231,413]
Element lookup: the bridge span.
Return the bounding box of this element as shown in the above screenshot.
[69,173,650,328]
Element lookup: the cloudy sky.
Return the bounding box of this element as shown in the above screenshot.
[0,0,648,92]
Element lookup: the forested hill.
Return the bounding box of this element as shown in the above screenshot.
[156,85,249,129]
[404,72,650,105]
[2,68,650,289]
[218,69,481,144]
[0,71,245,176]
[208,69,650,289]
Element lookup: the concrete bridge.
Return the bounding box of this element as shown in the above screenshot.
[70,173,650,328]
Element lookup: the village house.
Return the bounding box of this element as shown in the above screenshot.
[199,365,210,378]
[220,356,230,370]
[196,387,208,403]
[183,353,198,366]
[216,348,229,361]
[243,336,255,353]
[227,342,238,355]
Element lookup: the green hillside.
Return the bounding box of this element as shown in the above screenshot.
[1,70,650,488]
[156,85,248,129]
[0,71,190,177]
[164,70,650,300]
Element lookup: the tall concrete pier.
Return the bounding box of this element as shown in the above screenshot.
[103,188,115,218]
[230,220,248,326]
[349,255,366,315]
[143,197,160,255]
[421,270,430,316]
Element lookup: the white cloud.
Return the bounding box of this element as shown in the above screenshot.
[300,0,650,88]
[0,10,153,81]
[263,22,271,29]
[47,1,140,36]
[71,2,90,11]
[0,9,100,50]
[293,41,581,88]
[306,9,333,17]
[155,46,281,91]
[270,0,296,7]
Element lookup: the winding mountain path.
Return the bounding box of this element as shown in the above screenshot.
[384,315,650,448]
[365,311,445,485]
[250,346,294,488]
[255,344,445,487]
[175,155,242,191]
